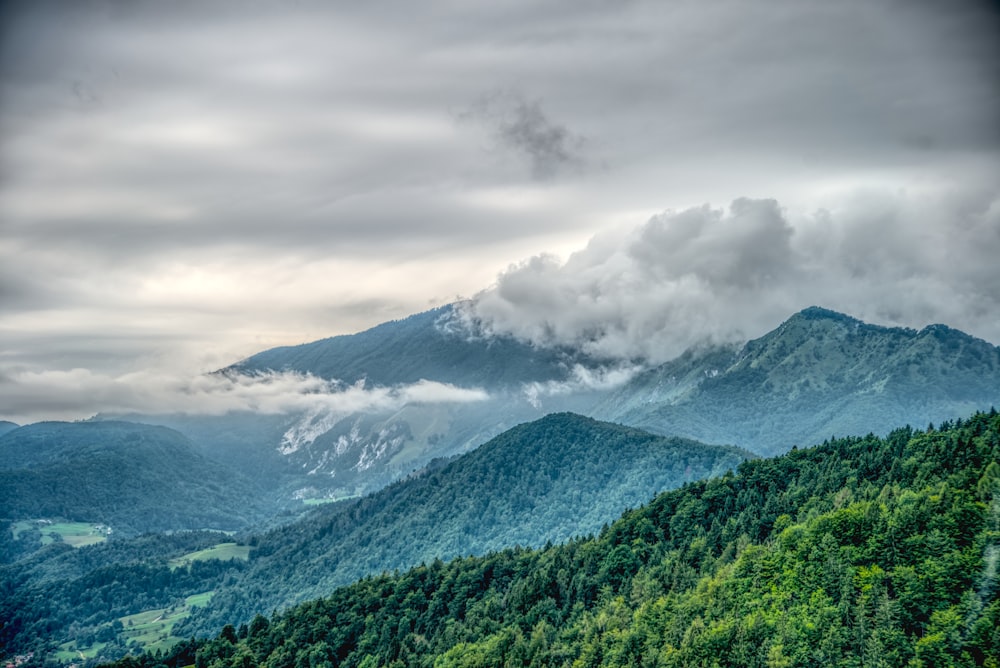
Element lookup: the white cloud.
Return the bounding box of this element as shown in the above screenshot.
[521,363,643,409]
[0,368,488,425]
[464,186,1000,363]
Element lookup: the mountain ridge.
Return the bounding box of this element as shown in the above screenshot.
[595,305,1000,453]
[175,412,749,635]
[0,421,271,535]
[109,304,1000,502]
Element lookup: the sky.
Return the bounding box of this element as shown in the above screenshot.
[1,0,999,423]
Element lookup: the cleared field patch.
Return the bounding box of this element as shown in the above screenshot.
[54,641,106,662]
[119,591,215,654]
[12,519,110,547]
[168,542,251,569]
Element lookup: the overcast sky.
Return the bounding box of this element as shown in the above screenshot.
[1,0,999,423]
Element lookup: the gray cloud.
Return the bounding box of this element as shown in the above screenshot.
[0,0,998,421]
[465,185,1000,363]
[0,368,488,425]
[459,90,585,179]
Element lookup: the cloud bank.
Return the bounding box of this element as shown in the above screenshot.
[0,369,488,425]
[0,1,997,422]
[464,186,1000,363]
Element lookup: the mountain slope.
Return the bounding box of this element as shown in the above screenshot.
[174,413,748,635]
[598,306,1000,454]
[0,414,746,663]
[132,410,1000,668]
[232,304,596,388]
[0,421,270,534]
[119,305,1000,505]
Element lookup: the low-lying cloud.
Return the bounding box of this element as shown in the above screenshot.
[521,363,643,409]
[463,186,1000,363]
[0,368,489,425]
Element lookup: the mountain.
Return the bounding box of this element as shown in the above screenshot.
[176,413,749,635]
[116,305,1000,505]
[596,306,1000,454]
[114,411,1000,668]
[0,413,745,663]
[0,421,18,438]
[232,304,596,388]
[0,421,271,535]
[122,305,608,501]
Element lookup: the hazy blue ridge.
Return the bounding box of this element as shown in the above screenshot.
[596,306,1000,454]
[229,304,601,387]
[0,421,271,535]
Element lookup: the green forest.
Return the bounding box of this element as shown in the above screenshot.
[178,414,747,635]
[0,422,270,536]
[100,411,1000,667]
[0,414,745,663]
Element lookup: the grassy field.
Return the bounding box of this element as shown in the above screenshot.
[54,640,108,662]
[120,591,215,652]
[51,592,216,661]
[118,591,216,654]
[12,519,110,547]
[168,542,251,569]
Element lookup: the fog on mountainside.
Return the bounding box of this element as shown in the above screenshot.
[106,304,1000,505]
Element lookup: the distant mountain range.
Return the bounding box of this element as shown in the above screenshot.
[593,306,1000,454]
[233,305,597,389]
[124,304,999,502]
[0,421,269,535]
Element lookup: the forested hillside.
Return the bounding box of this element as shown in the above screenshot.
[176,414,747,635]
[0,415,744,664]
[115,411,1000,667]
[0,421,271,536]
[0,531,251,662]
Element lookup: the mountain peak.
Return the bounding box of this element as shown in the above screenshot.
[791,306,859,323]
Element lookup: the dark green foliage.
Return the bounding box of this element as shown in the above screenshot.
[0,531,246,664]
[113,412,1000,667]
[177,414,747,635]
[0,421,272,536]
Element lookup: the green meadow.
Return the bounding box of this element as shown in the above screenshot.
[12,519,110,547]
[168,542,251,569]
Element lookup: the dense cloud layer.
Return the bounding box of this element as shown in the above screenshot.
[0,0,998,421]
[466,186,1000,363]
